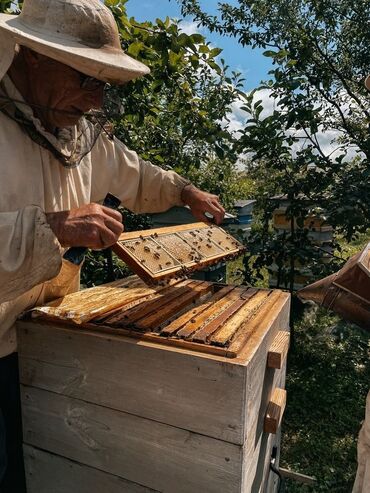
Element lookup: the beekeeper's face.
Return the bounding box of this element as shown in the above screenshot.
[20,47,106,131]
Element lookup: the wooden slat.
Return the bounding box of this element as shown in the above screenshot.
[227,291,281,355]
[30,276,156,324]
[264,388,287,434]
[116,222,210,241]
[24,445,158,493]
[177,287,242,339]
[192,289,257,344]
[211,290,269,346]
[100,280,187,325]
[267,330,290,369]
[22,386,242,493]
[160,286,234,336]
[114,280,196,327]
[135,282,213,330]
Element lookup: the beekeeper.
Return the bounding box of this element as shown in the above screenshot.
[0,0,225,490]
[352,74,370,493]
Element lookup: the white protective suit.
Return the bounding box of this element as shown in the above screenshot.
[353,391,370,493]
[0,74,188,359]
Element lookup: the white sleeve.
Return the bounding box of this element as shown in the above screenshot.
[90,134,190,213]
[0,205,62,303]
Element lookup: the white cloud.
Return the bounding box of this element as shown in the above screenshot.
[178,20,202,35]
[222,88,362,163]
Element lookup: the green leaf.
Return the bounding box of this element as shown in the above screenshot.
[127,41,144,57]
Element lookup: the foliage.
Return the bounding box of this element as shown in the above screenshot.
[178,0,370,289]
[0,1,12,12]
[105,0,244,176]
[94,0,250,284]
[186,160,254,209]
[281,306,369,492]
[0,1,251,285]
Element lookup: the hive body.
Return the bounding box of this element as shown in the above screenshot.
[17,276,290,493]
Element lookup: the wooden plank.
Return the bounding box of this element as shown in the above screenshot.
[24,445,158,493]
[160,285,234,336]
[103,280,195,326]
[135,282,213,330]
[116,223,210,241]
[178,288,244,339]
[267,331,290,369]
[264,388,287,434]
[242,368,288,491]
[210,290,271,346]
[17,321,246,444]
[21,386,242,493]
[190,288,253,344]
[227,291,281,355]
[116,281,196,326]
[240,293,290,455]
[30,277,157,324]
[94,280,184,323]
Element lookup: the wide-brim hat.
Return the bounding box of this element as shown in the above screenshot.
[0,0,150,84]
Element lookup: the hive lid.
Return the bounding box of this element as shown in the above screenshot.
[28,276,288,358]
[111,222,245,284]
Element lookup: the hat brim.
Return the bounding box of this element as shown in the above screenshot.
[0,14,150,84]
[365,75,370,91]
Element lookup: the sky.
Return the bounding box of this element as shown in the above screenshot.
[125,1,351,161]
[125,0,273,91]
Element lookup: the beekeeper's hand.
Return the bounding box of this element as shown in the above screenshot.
[181,184,225,225]
[46,203,123,249]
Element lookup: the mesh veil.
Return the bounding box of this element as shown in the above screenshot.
[0,79,119,168]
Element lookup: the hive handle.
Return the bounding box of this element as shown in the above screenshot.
[267,330,290,369]
[264,388,287,434]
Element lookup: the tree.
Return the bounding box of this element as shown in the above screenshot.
[178,0,370,289]
[1,1,254,286]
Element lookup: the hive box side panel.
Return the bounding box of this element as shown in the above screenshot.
[240,294,289,493]
[22,386,243,493]
[24,445,158,493]
[243,366,287,493]
[243,295,290,447]
[17,321,246,444]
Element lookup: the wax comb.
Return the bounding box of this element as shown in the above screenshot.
[112,222,245,285]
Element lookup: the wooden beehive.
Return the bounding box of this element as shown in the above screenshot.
[17,276,290,493]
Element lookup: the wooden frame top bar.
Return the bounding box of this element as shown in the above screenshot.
[111,222,245,284]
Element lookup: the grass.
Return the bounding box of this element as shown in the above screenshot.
[280,307,370,492]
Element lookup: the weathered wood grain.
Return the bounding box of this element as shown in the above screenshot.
[114,281,195,326]
[30,276,158,324]
[267,331,290,369]
[96,279,183,323]
[17,321,246,444]
[227,291,284,355]
[160,285,234,336]
[190,288,252,343]
[264,388,287,434]
[24,445,158,493]
[134,282,213,330]
[178,288,243,339]
[22,386,242,493]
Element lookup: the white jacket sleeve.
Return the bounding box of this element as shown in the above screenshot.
[90,134,190,213]
[0,205,62,303]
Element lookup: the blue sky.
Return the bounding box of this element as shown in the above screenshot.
[125,0,273,90]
